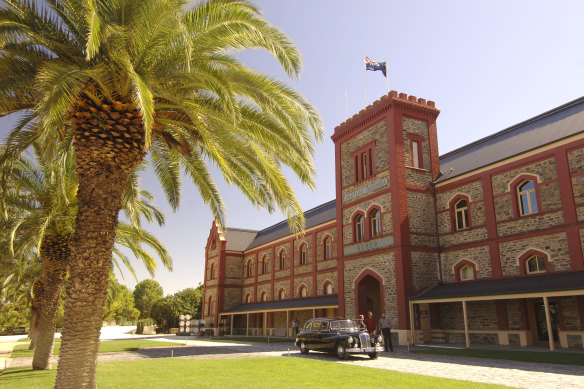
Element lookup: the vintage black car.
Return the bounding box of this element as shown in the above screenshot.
[295,318,384,359]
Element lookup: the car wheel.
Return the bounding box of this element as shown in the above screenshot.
[336,342,348,360]
[368,352,379,359]
[300,341,309,354]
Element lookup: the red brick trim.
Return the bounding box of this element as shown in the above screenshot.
[518,249,550,276]
[353,268,386,318]
[453,259,477,282]
[510,174,543,220]
[407,133,425,169]
[448,194,472,233]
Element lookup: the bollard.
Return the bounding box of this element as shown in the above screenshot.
[171,349,174,358]
[287,348,290,357]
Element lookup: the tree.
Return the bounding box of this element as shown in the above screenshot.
[133,279,163,319]
[103,276,139,323]
[150,295,190,332]
[1,141,172,370]
[175,283,203,319]
[0,1,322,386]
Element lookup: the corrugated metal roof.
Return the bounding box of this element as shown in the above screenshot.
[439,97,584,181]
[245,200,336,250]
[410,271,584,301]
[222,295,338,314]
[224,228,258,252]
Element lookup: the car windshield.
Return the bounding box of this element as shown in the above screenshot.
[330,320,358,331]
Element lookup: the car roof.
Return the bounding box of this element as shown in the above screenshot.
[307,318,349,322]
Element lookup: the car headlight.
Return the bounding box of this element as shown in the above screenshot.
[378,334,383,343]
[347,336,354,344]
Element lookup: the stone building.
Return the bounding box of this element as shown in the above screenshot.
[201,91,584,349]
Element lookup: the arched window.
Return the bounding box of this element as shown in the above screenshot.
[526,255,546,274]
[323,237,332,260]
[261,255,268,274]
[354,214,365,242]
[370,209,381,238]
[245,294,251,303]
[246,260,253,278]
[260,291,267,302]
[324,282,333,295]
[279,250,286,270]
[517,180,539,216]
[279,289,286,300]
[207,295,213,316]
[209,263,215,280]
[300,244,307,265]
[455,199,469,230]
[299,285,307,298]
[454,260,476,282]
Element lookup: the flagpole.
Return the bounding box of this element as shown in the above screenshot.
[345,89,348,119]
[363,53,367,106]
[385,61,389,93]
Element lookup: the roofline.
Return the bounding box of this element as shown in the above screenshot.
[439,95,584,161]
[252,199,336,235]
[224,227,259,233]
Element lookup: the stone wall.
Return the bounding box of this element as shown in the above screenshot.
[407,192,436,235]
[411,251,439,292]
[499,232,571,276]
[316,271,337,296]
[440,245,491,283]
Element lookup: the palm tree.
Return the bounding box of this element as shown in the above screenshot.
[2,141,172,370]
[0,1,322,386]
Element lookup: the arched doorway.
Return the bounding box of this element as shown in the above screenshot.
[356,274,382,319]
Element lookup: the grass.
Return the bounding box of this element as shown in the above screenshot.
[211,336,294,343]
[412,347,584,366]
[11,339,182,358]
[0,357,513,389]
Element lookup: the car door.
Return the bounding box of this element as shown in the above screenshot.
[318,320,334,349]
[309,320,321,348]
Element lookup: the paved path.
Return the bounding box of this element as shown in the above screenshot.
[5,337,584,388]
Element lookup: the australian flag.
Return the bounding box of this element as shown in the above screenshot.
[365,56,387,77]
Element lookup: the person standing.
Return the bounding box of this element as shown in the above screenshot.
[291,317,299,337]
[378,313,393,352]
[363,311,377,334]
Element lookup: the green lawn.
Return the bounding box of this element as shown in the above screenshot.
[412,347,584,366]
[11,339,182,358]
[211,336,294,343]
[0,357,513,389]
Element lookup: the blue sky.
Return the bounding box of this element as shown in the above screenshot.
[3,1,584,295]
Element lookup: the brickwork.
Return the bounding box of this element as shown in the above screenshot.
[402,118,431,170]
[273,280,289,298]
[441,245,491,283]
[343,253,398,324]
[293,264,312,275]
[571,175,584,206]
[257,284,271,301]
[316,259,337,271]
[499,232,571,276]
[294,236,313,266]
[274,269,289,279]
[340,120,389,188]
[293,276,313,298]
[506,300,523,330]
[341,175,391,224]
[436,181,484,211]
[203,288,218,321]
[316,271,337,296]
[491,158,557,195]
[497,211,564,237]
[406,168,433,187]
[316,226,337,261]
[274,242,292,271]
[439,301,498,331]
[559,297,582,331]
[242,286,254,303]
[225,255,243,281]
[568,147,584,174]
[439,227,488,248]
[409,233,438,248]
[223,288,242,311]
[407,192,437,235]
[411,251,439,293]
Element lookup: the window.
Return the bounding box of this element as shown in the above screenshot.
[459,264,474,281]
[207,295,213,316]
[518,180,538,216]
[279,289,286,300]
[324,237,332,260]
[261,255,268,274]
[412,141,420,168]
[352,142,375,183]
[261,292,267,302]
[279,250,286,269]
[319,321,329,331]
[370,209,381,238]
[299,285,307,297]
[526,255,546,274]
[311,321,321,331]
[324,283,333,295]
[245,294,251,303]
[300,244,307,265]
[354,214,365,242]
[209,263,215,280]
[455,199,469,230]
[246,261,253,278]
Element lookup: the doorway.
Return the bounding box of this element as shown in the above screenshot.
[357,275,382,319]
[528,299,559,344]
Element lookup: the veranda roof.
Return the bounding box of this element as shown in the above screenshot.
[220,295,338,315]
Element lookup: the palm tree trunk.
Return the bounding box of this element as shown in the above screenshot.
[55,98,145,388]
[28,281,44,350]
[32,236,69,370]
